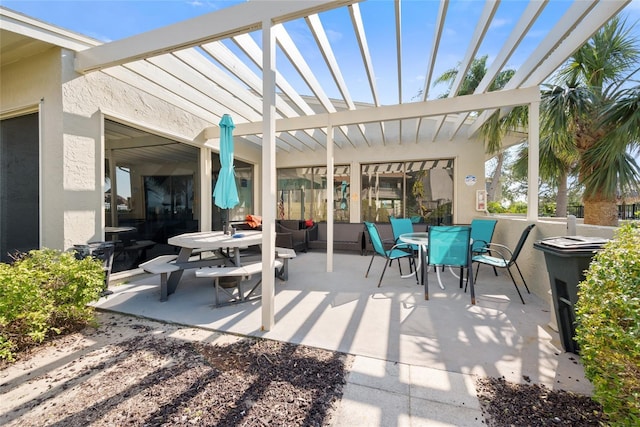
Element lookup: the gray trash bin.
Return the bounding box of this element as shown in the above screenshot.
[533,236,608,353]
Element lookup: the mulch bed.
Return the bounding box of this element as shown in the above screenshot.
[1,322,351,427]
[2,313,609,427]
[476,376,608,426]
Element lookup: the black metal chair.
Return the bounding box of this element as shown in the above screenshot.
[472,224,535,304]
[73,241,115,296]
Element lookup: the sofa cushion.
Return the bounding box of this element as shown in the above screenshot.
[308,223,365,254]
[316,223,363,242]
[278,219,304,230]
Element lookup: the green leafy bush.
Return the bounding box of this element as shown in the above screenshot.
[0,248,105,361]
[487,201,507,213]
[575,222,640,426]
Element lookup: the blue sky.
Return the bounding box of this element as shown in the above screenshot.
[3,0,640,105]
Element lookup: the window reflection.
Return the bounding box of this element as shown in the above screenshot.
[212,156,253,230]
[104,120,199,271]
[277,165,350,222]
[361,159,453,224]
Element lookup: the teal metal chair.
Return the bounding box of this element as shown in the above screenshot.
[425,226,475,304]
[390,217,419,251]
[470,219,498,255]
[472,224,535,304]
[364,222,417,287]
[470,218,498,278]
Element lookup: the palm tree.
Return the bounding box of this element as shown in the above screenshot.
[434,55,527,204]
[543,16,640,226]
[434,55,497,97]
[512,95,580,218]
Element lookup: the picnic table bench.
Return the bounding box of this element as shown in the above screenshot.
[139,234,296,303]
[275,246,296,280]
[196,259,283,307]
[139,255,180,302]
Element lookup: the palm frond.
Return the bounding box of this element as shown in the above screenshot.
[580,141,640,198]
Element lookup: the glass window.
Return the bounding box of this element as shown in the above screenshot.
[105,120,199,252]
[361,159,453,225]
[231,163,253,221]
[212,155,254,230]
[144,175,193,221]
[277,167,314,221]
[406,159,454,225]
[0,113,40,262]
[333,166,350,222]
[361,162,404,222]
[105,166,133,224]
[277,165,350,222]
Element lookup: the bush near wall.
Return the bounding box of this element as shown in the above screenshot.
[0,248,105,362]
[575,222,640,426]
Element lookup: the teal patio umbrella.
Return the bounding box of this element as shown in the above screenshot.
[213,114,239,228]
[340,180,348,210]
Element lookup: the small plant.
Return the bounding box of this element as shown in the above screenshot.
[575,223,640,426]
[0,248,105,361]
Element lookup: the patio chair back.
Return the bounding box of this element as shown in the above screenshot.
[472,223,536,304]
[470,219,497,254]
[509,223,536,266]
[426,225,475,304]
[427,226,472,267]
[364,221,417,287]
[390,217,418,251]
[364,221,387,257]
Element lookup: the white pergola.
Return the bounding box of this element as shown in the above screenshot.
[2,0,629,329]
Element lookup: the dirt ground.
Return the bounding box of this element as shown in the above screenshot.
[0,312,351,426]
[1,311,607,426]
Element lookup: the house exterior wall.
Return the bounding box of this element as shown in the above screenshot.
[275,133,487,226]
[2,44,519,258]
[1,47,65,250]
[482,216,615,305]
[2,45,262,252]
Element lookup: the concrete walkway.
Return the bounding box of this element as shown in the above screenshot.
[97,251,591,426]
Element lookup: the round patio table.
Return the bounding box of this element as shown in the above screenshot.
[398,232,436,288]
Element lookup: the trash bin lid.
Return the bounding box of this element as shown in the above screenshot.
[534,236,609,254]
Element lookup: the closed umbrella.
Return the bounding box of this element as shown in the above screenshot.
[340,181,348,210]
[279,189,285,219]
[213,114,239,231]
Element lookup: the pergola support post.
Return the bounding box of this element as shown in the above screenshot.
[199,146,212,231]
[326,123,334,273]
[527,98,540,221]
[261,19,276,331]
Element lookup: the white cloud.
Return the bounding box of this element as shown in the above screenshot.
[445,28,457,37]
[490,18,510,30]
[325,29,343,43]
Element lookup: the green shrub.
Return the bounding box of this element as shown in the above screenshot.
[487,201,507,214]
[0,248,105,361]
[575,222,640,426]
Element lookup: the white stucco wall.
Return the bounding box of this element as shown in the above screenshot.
[1,47,66,249]
[484,216,615,301]
[2,45,263,251]
[275,125,487,226]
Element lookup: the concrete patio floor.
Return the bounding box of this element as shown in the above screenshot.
[95,250,591,426]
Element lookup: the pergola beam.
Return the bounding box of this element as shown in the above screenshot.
[468,0,628,137]
[75,0,361,73]
[205,86,540,139]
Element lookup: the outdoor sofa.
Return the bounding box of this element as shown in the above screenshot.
[307,222,365,255]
